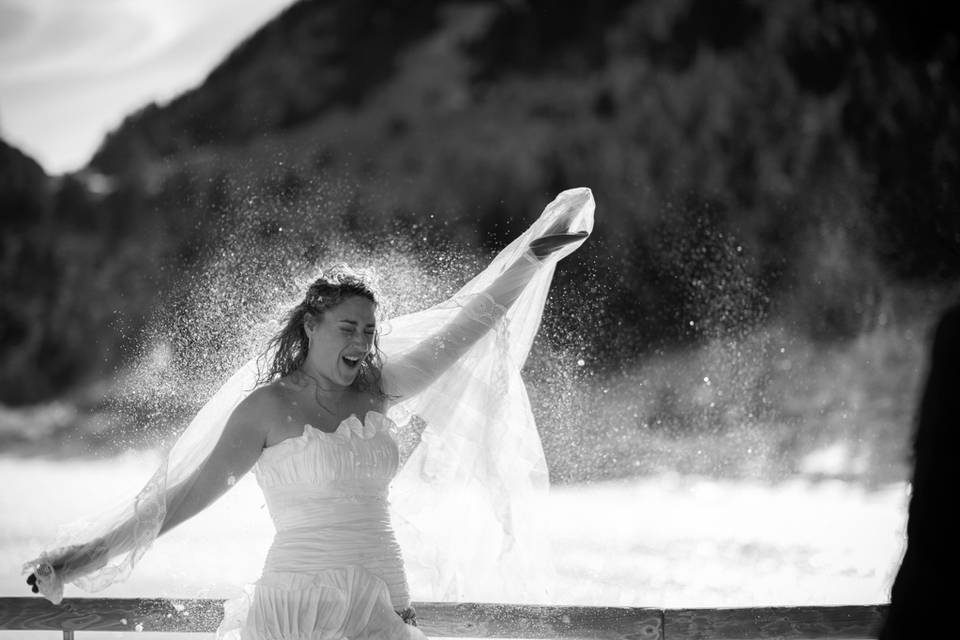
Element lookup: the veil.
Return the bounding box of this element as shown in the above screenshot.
[25,188,595,605]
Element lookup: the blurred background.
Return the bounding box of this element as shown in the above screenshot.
[2,0,958,610]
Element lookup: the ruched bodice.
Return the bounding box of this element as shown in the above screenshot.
[218,412,424,640]
[255,411,399,497]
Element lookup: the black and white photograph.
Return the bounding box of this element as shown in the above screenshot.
[1,1,957,638]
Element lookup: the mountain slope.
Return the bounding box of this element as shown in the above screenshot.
[3,0,958,405]
[89,0,450,174]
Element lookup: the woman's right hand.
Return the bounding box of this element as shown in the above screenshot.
[24,556,64,603]
[24,542,108,603]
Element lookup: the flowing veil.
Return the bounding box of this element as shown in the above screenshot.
[384,187,594,602]
[25,188,595,605]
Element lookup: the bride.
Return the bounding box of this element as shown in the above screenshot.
[24,188,594,639]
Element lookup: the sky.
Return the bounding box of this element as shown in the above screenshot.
[0,0,299,175]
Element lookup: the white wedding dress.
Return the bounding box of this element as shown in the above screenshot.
[26,188,595,640]
[218,411,423,640]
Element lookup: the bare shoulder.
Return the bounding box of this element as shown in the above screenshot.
[222,384,287,436]
[234,381,305,447]
[233,384,286,420]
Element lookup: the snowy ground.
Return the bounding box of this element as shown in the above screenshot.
[0,452,907,637]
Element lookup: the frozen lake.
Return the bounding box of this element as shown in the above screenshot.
[1,452,906,637]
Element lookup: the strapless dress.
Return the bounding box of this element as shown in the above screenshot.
[217,411,427,640]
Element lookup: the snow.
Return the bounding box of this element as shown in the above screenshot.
[1,453,906,611]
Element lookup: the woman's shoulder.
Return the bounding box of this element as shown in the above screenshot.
[232,381,288,422]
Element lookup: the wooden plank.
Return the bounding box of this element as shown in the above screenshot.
[0,597,223,633]
[1,598,887,639]
[415,602,663,639]
[0,598,661,638]
[663,605,887,640]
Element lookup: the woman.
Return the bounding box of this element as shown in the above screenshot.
[25,188,594,639]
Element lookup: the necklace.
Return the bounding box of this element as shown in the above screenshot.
[292,367,347,418]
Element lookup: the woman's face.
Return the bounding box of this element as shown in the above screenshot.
[303,295,377,388]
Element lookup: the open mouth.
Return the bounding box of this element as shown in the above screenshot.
[341,355,363,368]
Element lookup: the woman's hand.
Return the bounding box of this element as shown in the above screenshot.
[24,555,65,603]
[528,227,590,259]
[528,187,593,259]
[25,561,59,593]
[24,542,108,603]
[528,189,592,260]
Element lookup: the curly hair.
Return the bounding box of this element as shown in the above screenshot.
[258,265,385,395]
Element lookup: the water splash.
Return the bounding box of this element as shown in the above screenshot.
[73,182,920,485]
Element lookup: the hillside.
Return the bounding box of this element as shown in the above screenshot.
[2,0,958,409]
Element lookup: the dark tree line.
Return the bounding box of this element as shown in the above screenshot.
[2,0,957,405]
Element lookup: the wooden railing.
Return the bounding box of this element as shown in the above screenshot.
[0,597,886,639]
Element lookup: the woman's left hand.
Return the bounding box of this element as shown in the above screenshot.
[528,228,590,259]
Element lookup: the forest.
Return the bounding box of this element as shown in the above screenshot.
[2,0,957,483]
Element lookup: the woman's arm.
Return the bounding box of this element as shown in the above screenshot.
[383,228,588,400]
[157,388,272,535]
[27,387,275,599]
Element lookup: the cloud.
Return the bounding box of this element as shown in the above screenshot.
[0,0,298,173]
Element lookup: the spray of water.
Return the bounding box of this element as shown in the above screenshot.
[65,179,920,486]
[96,178,489,452]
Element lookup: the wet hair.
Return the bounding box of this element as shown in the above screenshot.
[258,265,385,395]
